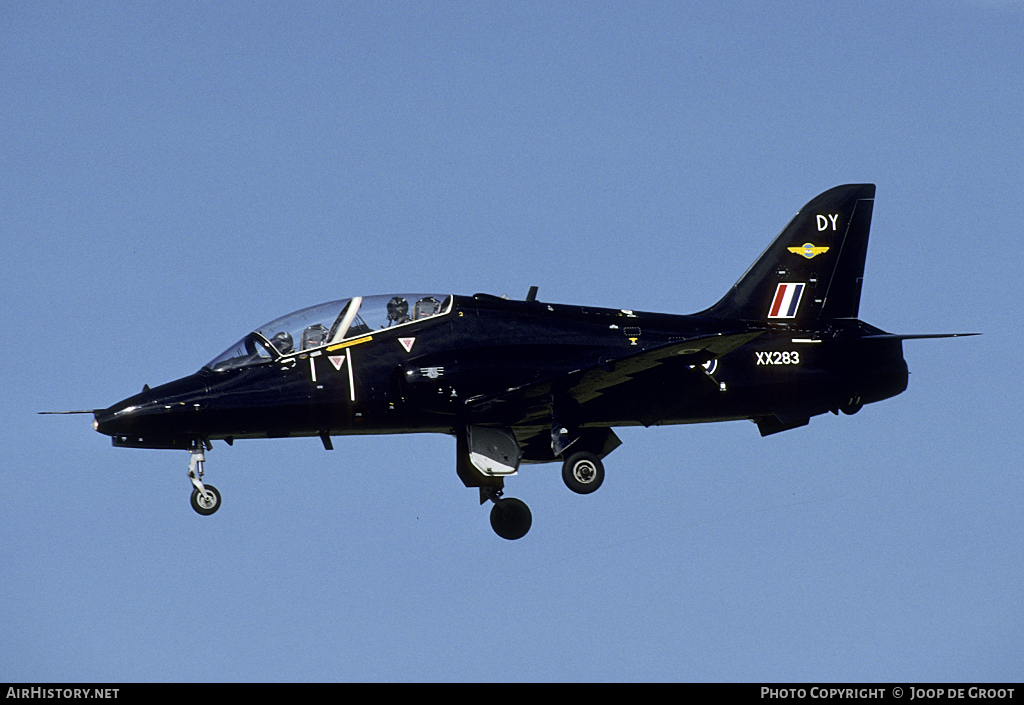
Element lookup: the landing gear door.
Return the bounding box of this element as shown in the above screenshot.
[466,426,522,476]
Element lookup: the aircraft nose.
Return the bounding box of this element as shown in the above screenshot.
[92,398,144,437]
[93,373,211,446]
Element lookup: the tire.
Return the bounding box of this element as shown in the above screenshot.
[190,484,221,516]
[489,497,532,540]
[562,451,605,494]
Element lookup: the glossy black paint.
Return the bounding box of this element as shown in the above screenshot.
[91,185,965,488]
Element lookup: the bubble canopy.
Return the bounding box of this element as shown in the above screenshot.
[205,294,452,372]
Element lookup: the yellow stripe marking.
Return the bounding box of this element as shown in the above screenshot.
[327,336,373,352]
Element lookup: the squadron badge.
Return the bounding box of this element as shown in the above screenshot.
[788,243,830,259]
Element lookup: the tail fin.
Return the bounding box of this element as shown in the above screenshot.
[699,184,876,323]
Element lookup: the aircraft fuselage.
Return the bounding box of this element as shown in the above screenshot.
[94,292,908,453]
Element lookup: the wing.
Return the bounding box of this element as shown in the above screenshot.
[464,330,763,425]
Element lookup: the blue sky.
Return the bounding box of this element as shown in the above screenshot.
[3,1,1021,682]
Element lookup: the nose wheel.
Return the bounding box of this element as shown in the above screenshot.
[188,441,221,516]
[190,484,221,515]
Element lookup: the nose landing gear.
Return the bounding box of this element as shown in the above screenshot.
[188,441,221,516]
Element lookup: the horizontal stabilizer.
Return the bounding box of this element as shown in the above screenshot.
[862,333,980,340]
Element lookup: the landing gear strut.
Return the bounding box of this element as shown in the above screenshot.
[188,441,221,516]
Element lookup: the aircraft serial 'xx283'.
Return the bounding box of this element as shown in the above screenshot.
[53,184,975,540]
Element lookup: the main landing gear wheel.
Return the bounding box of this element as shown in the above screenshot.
[190,485,221,516]
[562,451,605,494]
[489,497,532,540]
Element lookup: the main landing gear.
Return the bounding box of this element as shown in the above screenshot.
[476,452,606,540]
[561,451,605,494]
[460,426,617,540]
[482,487,532,541]
[188,441,221,516]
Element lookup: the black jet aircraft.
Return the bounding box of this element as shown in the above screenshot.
[55,184,974,539]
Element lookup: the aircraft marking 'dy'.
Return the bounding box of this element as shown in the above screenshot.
[48,185,976,539]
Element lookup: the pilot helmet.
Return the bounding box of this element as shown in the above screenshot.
[387,297,409,321]
[270,331,294,354]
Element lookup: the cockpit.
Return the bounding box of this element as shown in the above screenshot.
[205,294,452,372]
